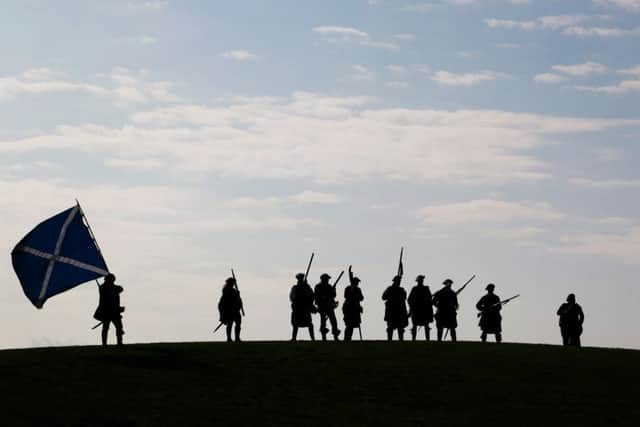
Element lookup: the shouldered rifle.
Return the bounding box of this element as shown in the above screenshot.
[477,294,520,317]
[231,268,245,316]
[333,270,345,289]
[455,274,476,295]
[304,253,314,283]
[397,247,404,279]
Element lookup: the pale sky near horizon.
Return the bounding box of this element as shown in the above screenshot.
[1,0,639,350]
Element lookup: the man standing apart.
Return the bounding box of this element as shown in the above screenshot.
[218,277,244,342]
[290,273,316,341]
[557,294,584,347]
[314,273,341,341]
[476,284,502,343]
[433,279,458,342]
[408,275,433,341]
[382,276,409,341]
[94,273,125,346]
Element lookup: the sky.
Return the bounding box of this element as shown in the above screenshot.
[1,0,639,349]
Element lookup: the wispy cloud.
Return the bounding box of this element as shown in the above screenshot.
[569,177,640,188]
[563,26,640,37]
[534,73,566,84]
[395,33,415,40]
[619,65,640,76]
[486,14,626,37]
[574,80,640,94]
[221,50,258,61]
[312,26,398,50]
[552,62,607,76]
[430,70,509,86]
[593,0,640,12]
[127,1,169,11]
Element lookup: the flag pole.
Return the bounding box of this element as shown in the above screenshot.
[75,199,109,272]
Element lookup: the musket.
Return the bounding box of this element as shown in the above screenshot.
[455,274,476,295]
[231,268,245,316]
[91,322,102,330]
[213,322,224,333]
[477,294,520,318]
[397,247,404,278]
[333,270,345,289]
[358,326,363,341]
[304,253,315,283]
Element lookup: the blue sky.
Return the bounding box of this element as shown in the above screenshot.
[0,0,639,349]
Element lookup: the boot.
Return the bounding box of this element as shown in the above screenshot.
[235,325,241,342]
[101,328,108,346]
[411,326,417,341]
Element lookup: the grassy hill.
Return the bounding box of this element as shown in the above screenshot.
[1,341,638,426]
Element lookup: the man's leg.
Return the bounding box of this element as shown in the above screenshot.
[291,326,298,341]
[225,323,233,342]
[320,313,328,341]
[386,327,393,341]
[309,324,315,341]
[398,328,404,342]
[496,333,502,343]
[234,316,242,342]
[344,327,353,341]
[101,321,110,346]
[411,325,417,341]
[113,317,124,346]
[437,326,443,342]
[481,332,487,342]
[329,310,340,340]
[450,328,457,342]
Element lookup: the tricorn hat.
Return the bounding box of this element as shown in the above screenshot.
[416,274,425,281]
[392,275,402,283]
[295,273,305,279]
[486,283,495,291]
[105,273,116,283]
[443,278,453,286]
[352,276,361,283]
[225,277,236,285]
[320,273,331,280]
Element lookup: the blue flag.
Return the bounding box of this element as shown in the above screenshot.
[11,204,109,308]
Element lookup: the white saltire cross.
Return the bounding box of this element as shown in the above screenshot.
[14,205,109,307]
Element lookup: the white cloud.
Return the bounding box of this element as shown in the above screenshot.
[485,18,536,30]
[386,64,407,73]
[574,80,640,94]
[2,93,637,185]
[312,26,398,50]
[127,1,169,11]
[0,67,178,105]
[395,33,415,40]
[290,191,342,205]
[551,62,607,76]
[534,73,566,84]
[417,199,564,224]
[619,65,640,76]
[563,26,640,37]
[593,0,640,12]
[350,65,376,82]
[221,50,258,61]
[554,227,640,262]
[430,70,509,86]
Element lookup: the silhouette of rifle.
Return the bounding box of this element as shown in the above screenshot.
[231,269,245,316]
[477,294,520,318]
[304,253,314,283]
[333,271,345,289]
[397,247,404,279]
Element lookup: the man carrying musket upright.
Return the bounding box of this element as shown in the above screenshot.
[433,278,458,342]
[290,273,316,341]
[343,265,364,341]
[476,283,502,343]
[314,273,341,341]
[218,277,244,342]
[408,275,433,341]
[94,273,125,346]
[382,275,409,341]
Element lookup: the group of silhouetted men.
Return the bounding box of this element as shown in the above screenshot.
[91,271,585,347]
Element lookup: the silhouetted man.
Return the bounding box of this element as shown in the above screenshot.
[476,284,502,343]
[290,273,316,341]
[218,277,244,342]
[94,273,125,346]
[433,279,458,342]
[382,275,408,341]
[314,273,341,341]
[408,275,433,341]
[343,265,364,341]
[557,293,584,347]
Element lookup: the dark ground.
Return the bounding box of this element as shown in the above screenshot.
[0,341,638,426]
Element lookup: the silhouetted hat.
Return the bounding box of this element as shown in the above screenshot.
[320,273,331,280]
[392,275,402,283]
[352,276,361,283]
[225,277,236,285]
[486,283,495,291]
[443,278,453,286]
[416,275,425,281]
[567,293,576,302]
[105,273,116,283]
[296,273,305,279]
